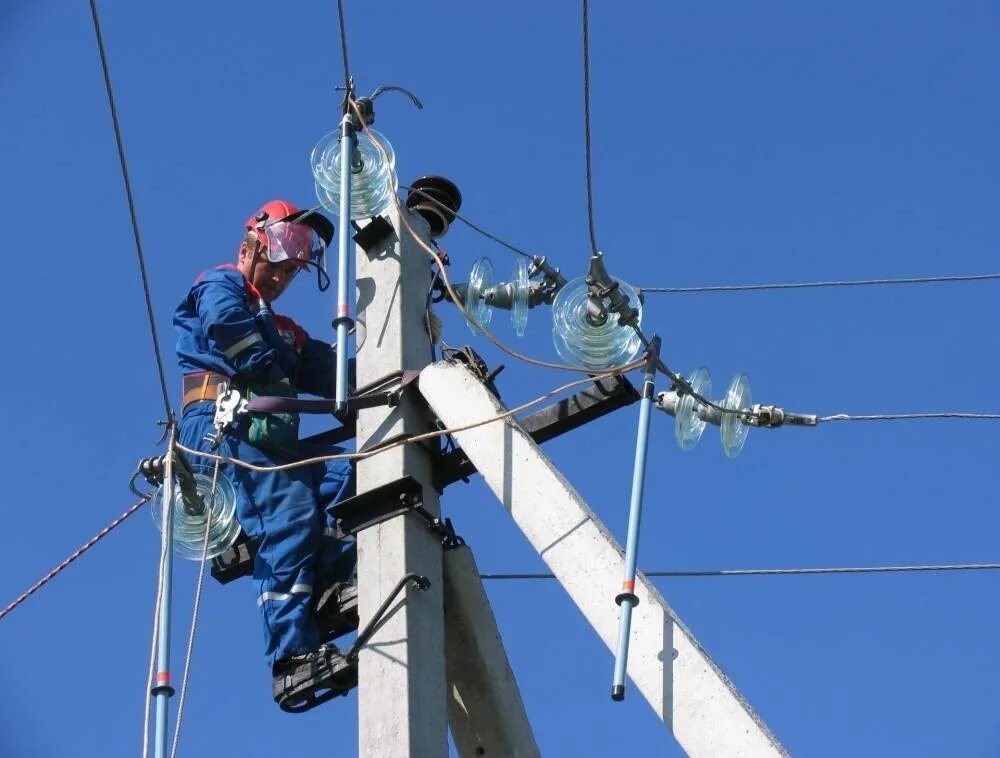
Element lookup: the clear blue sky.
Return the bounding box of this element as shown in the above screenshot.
[2,2,999,756]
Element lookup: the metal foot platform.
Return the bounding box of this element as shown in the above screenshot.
[273,647,358,714]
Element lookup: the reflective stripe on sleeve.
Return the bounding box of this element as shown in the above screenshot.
[223,332,263,359]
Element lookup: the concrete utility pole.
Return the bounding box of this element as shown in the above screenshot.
[444,545,539,758]
[353,205,538,758]
[420,361,788,757]
[354,206,448,757]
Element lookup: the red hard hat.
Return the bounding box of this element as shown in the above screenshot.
[244,199,335,269]
[245,199,302,232]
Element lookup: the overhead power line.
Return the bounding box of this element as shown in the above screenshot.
[88,0,174,421]
[337,0,352,92]
[404,190,999,304]
[641,272,1000,294]
[820,412,1000,423]
[397,184,1000,300]
[479,562,1000,580]
[581,0,599,258]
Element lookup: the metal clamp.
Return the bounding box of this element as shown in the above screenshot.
[213,384,245,428]
[207,383,245,448]
[413,508,465,550]
[747,404,819,428]
[585,250,640,328]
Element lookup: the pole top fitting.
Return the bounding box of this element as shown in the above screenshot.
[405,176,462,238]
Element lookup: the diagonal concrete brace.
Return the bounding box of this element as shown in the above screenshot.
[419,361,787,758]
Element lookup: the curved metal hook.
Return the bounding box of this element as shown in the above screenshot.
[369,84,424,110]
[336,82,424,126]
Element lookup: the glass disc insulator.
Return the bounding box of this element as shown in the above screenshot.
[150,464,241,561]
[465,257,495,333]
[551,276,643,369]
[311,128,396,220]
[510,258,530,337]
[675,367,712,451]
[720,373,752,459]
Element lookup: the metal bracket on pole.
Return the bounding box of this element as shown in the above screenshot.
[353,215,395,252]
[433,370,640,491]
[328,475,425,536]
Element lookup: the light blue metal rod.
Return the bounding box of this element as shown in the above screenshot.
[333,114,356,417]
[153,437,177,758]
[611,337,660,701]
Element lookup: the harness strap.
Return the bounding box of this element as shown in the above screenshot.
[181,371,229,412]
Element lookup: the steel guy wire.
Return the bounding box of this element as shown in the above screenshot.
[88,0,174,422]
[641,272,1000,294]
[0,498,149,623]
[479,562,1000,580]
[581,0,599,258]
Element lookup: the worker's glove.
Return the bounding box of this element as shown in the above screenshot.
[424,310,442,345]
[247,377,300,460]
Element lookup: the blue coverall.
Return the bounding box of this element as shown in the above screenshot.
[174,264,354,668]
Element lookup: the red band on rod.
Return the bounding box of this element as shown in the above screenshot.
[622,580,635,592]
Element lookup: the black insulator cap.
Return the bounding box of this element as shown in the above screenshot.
[406,175,462,238]
[611,685,625,701]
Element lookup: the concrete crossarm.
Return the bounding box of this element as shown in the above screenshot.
[419,361,788,758]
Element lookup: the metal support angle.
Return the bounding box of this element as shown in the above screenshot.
[434,372,640,491]
[212,476,464,585]
[327,475,464,546]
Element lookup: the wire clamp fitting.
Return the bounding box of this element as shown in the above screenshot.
[747,404,819,428]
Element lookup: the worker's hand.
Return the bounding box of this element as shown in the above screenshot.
[424,310,442,345]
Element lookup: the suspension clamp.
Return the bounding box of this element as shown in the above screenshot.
[585,251,640,327]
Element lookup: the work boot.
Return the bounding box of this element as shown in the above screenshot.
[272,643,358,713]
[313,581,359,642]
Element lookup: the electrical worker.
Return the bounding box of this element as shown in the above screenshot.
[173,199,356,705]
